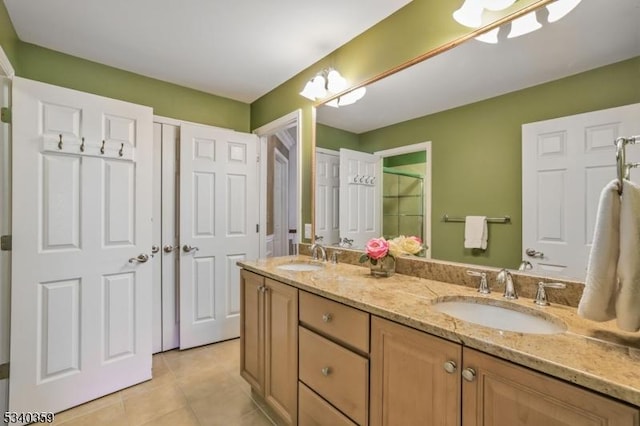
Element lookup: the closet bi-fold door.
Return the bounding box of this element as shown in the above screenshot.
[10,77,153,417]
[179,123,259,349]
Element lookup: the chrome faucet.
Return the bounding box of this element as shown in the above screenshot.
[534,281,566,306]
[467,270,490,294]
[497,268,518,300]
[310,240,327,261]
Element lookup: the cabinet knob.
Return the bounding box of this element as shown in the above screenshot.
[462,367,476,382]
[322,313,333,323]
[321,367,332,376]
[443,360,457,374]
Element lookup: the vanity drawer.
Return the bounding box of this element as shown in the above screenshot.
[299,290,370,353]
[299,382,357,426]
[299,326,369,426]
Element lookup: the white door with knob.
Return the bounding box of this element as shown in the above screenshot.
[10,77,153,416]
[522,103,640,280]
[179,123,259,349]
[339,148,381,248]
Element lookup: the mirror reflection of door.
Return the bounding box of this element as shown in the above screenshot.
[315,148,340,245]
[376,143,432,257]
[265,128,298,257]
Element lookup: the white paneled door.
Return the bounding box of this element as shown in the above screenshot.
[522,103,640,280]
[315,149,340,245]
[10,77,153,416]
[339,148,381,248]
[179,123,259,349]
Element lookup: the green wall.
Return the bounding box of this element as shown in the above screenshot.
[251,0,548,237]
[0,1,18,71]
[358,57,640,268]
[16,42,250,131]
[316,123,359,151]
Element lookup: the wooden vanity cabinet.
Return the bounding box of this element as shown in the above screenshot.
[240,270,298,425]
[298,291,370,426]
[371,317,639,426]
[370,316,462,426]
[462,348,640,426]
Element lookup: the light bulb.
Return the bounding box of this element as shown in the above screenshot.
[508,11,541,38]
[338,87,367,106]
[326,69,348,94]
[546,0,582,23]
[453,0,485,28]
[483,0,517,11]
[475,27,500,44]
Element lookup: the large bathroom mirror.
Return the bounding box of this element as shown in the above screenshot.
[314,0,640,280]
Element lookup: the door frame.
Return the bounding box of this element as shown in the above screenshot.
[374,142,432,259]
[0,45,14,418]
[253,110,302,258]
[273,147,290,256]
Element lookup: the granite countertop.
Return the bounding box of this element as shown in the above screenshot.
[238,255,640,407]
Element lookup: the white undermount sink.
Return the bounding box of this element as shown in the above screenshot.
[431,297,566,334]
[276,261,325,272]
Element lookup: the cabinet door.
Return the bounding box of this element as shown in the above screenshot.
[240,270,264,394]
[462,348,640,426]
[264,278,298,426]
[370,317,461,426]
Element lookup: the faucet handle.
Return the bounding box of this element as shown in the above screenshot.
[331,250,342,264]
[534,282,567,306]
[467,270,490,294]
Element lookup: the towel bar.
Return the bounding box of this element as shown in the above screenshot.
[442,214,511,224]
[615,136,640,195]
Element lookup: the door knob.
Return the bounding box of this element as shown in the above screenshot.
[151,245,160,254]
[129,253,150,263]
[163,244,178,253]
[183,245,199,253]
[462,367,477,382]
[443,361,457,374]
[525,248,544,258]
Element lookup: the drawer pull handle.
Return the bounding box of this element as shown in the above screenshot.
[322,313,333,323]
[462,367,476,382]
[443,360,457,374]
[321,367,332,376]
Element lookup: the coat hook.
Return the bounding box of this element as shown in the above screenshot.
[119,143,124,157]
[58,134,63,150]
[100,140,105,154]
[80,137,85,152]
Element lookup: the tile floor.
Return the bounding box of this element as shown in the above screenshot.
[47,339,275,426]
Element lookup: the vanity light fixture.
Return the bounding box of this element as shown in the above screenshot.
[453,0,582,43]
[326,87,367,108]
[299,68,348,101]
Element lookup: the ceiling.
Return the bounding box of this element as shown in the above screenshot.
[4,0,412,103]
[317,0,640,134]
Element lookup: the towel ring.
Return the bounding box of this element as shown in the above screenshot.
[615,136,639,195]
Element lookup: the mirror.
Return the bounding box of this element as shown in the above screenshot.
[314,0,640,279]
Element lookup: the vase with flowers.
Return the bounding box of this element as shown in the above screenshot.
[359,235,425,277]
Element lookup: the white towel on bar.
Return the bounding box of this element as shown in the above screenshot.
[464,216,488,250]
[578,180,620,322]
[614,179,640,331]
[578,179,640,331]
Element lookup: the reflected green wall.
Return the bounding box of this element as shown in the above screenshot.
[316,124,359,151]
[359,57,640,268]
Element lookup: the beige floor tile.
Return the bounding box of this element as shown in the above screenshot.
[177,366,238,403]
[237,409,276,426]
[139,407,200,426]
[52,392,122,424]
[123,382,187,426]
[55,401,128,426]
[189,386,258,426]
[120,369,177,400]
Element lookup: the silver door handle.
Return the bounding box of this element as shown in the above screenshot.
[129,253,150,263]
[525,248,544,258]
[151,245,160,254]
[163,244,178,253]
[183,245,199,253]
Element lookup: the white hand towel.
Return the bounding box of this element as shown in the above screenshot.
[578,179,620,322]
[614,179,640,332]
[464,216,488,250]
